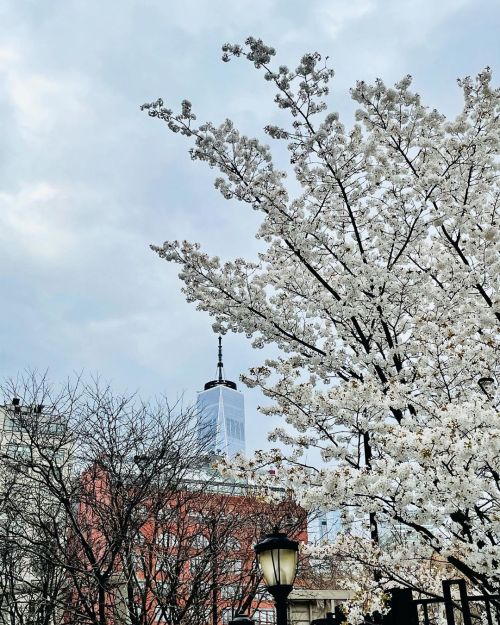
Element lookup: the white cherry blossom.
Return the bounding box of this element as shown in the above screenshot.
[143,37,500,616]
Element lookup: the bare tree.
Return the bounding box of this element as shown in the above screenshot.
[0,374,206,625]
[0,506,66,625]
[0,374,307,625]
[128,484,307,625]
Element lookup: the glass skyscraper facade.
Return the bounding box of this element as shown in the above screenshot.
[196,338,245,458]
[307,510,340,544]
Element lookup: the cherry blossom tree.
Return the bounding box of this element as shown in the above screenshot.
[142,37,500,610]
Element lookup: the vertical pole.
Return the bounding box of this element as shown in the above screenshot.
[363,430,380,582]
[389,588,418,625]
[218,336,224,382]
[212,584,218,625]
[422,602,429,625]
[456,580,472,625]
[442,580,456,625]
[270,588,291,625]
[333,605,345,625]
[275,598,287,625]
[442,580,473,625]
[484,599,493,625]
[211,519,218,625]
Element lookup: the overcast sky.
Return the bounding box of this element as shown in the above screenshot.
[1,0,499,452]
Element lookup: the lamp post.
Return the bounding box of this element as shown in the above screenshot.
[254,530,299,625]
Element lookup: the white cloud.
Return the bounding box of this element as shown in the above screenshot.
[0,44,19,67]
[313,0,475,86]
[0,42,88,139]
[163,0,276,37]
[389,0,473,45]
[317,0,376,38]
[9,73,85,135]
[318,0,472,43]
[0,182,76,261]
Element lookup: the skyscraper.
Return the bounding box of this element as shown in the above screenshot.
[196,337,245,458]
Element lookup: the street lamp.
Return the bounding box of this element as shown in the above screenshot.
[254,530,299,625]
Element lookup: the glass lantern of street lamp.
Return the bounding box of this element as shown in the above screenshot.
[254,530,299,591]
[254,529,299,625]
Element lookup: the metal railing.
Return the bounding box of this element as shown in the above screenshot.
[323,580,500,625]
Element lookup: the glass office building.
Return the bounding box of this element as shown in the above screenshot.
[307,510,340,544]
[196,338,245,458]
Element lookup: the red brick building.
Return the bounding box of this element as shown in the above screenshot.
[70,462,307,625]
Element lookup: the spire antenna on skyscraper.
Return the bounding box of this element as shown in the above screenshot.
[217,336,224,382]
[203,336,237,391]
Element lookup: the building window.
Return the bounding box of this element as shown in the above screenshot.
[155,531,178,548]
[225,537,241,551]
[156,554,176,574]
[255,589,273,602]
[130,552,146,571]
[135,580,146,596]
[3,415,21,431]
[3,415,65,436]
[227,419,244,440]
[133,603,144,620]
[134,531,148,545]
[220,585,239,600]
[254,609,276,625]
[154,605,174,623]
[49,449,66,464]
[55,449,65,462]
[154,581,172,599]
[192,534,209,549]
[156,506,171,521]
[189,556,206,574]
[42,422,65,435]
[5,443,31,460]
